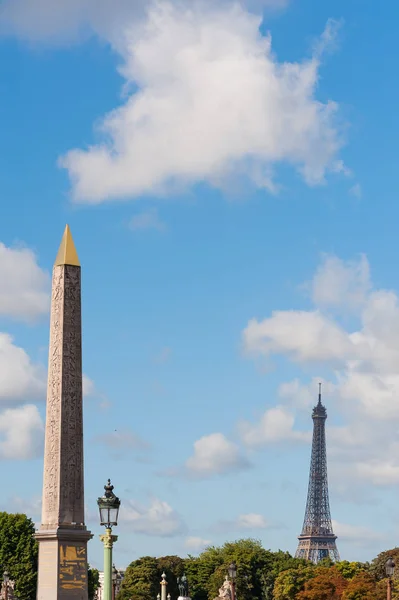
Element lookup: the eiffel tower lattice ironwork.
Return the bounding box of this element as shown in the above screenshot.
[295,384,340,564]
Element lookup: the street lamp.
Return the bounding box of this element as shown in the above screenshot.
[117,570,123,597]
[3,571,9,600]
[98,479,121,600]
[386,557,395,600]
[112,564,123,600]
[112,564,118,600]
[228,562,237,600]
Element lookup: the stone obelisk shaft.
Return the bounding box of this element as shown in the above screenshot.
[36,226,92,600]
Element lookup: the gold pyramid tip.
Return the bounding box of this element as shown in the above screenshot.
[54,225,80,267]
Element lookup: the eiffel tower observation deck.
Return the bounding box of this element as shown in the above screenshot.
[295,384,340,564]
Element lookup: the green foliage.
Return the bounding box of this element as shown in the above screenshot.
[369,548,399,599]
[0,512,38,600]
[157,555,185,600]
[335,561,368,580]
[317,557,335,569]
[117,555,185,600]
[85,539,399,600]
[184,543,225,600]
[262,552,309,600]
[185,538,303,600]
[118,556,159,600]
[369,547,399,581]
[273,564,315,600]
[88,565,100,600]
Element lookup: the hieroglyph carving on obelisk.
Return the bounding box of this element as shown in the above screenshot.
[36,225,92,600]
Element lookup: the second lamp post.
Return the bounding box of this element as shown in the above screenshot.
[98,479,121,600]
[386,557,395,600]
[228,562,237,600]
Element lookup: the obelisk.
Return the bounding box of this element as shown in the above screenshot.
[36,225,92,600]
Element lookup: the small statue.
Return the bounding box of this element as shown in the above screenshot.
[178,574,189,598]
[218,577,232,599]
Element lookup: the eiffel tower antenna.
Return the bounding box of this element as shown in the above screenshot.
[295,384,340,563]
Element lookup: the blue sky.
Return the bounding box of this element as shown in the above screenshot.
[0,0,399,571]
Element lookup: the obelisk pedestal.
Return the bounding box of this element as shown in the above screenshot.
[36,226,92,600]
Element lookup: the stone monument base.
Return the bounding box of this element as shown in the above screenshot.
[36,528,93,600]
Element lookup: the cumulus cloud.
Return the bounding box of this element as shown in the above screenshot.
[332,520,384,546]
[184,536,212,552]
[82,374,95,397]
[0,333,46,403]
[121,497,185,536]
[0,404,44,460]
[236,513,269,529]
[0,243,49,321]
[185,433,250,477]
[0,0,344,203]
[310,254,371,311]
[243,310,352,365]
[215,512,272,533]
[243,253,399,491]
[240,405,310,447]
[57,4,343,203]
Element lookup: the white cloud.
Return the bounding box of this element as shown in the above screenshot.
[185,433,250,477]
[236,513,268,529]
[242,254,399,491]
[239,405,310,447]
[243,310,352,365]
[0,404,44,460]
[83,374,95,397]
[278,378,318,410]
[184,536,211,552]
[1,1,343,203]
[215,512,272,533]
[129,208,166,231]
[58,4,343,203]
[311,254,371,311]
[121,497,185,536]
[332,520,384,546]
[0,243,49,321]
[0,333,46,403]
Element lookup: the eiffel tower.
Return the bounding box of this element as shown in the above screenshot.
[295,384,340,563]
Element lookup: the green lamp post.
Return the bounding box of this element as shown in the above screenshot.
[98,480,121,600]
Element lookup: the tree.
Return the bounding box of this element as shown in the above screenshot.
[88,565,100,600]
[157,555,185,600]
[184,544,224,600]
[262,551,308,600]
[185,539,302,600]
[370,548,399,580]
[0,512,38,600]
[369,547,399,600]
[335,561,368,581]
[273,564,315,600]
[342,571,384,600]
[296,566,347,600]
[118,556,159,600]
[184,539,271,600]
